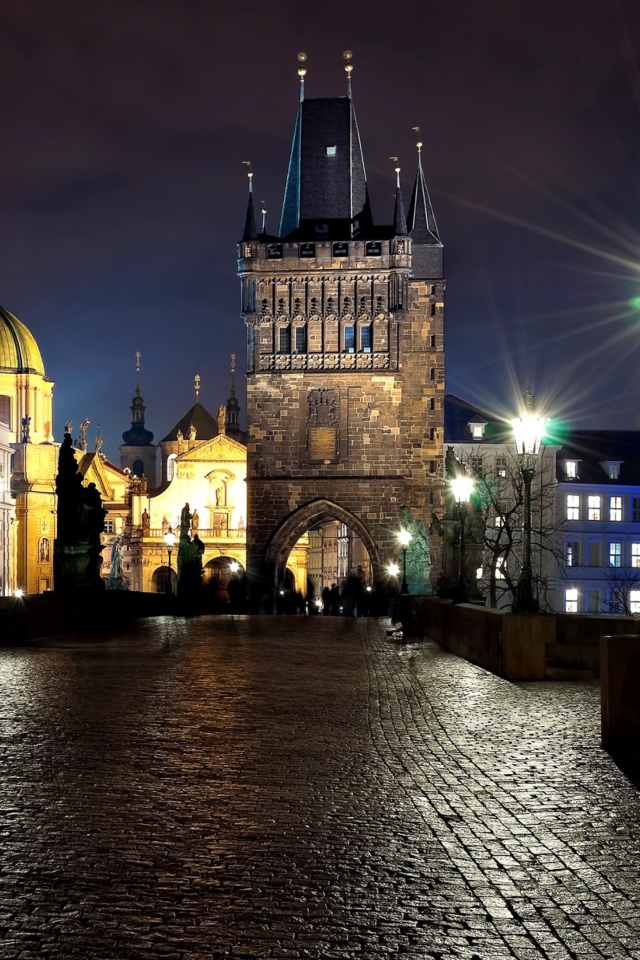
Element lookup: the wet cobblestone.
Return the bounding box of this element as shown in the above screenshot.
[0,616,639,958]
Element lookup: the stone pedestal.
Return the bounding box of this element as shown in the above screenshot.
[601,635,640,758]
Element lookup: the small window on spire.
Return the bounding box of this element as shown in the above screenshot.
[326,146,337,157]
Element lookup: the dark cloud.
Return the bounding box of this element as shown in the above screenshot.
[1,0,640,458]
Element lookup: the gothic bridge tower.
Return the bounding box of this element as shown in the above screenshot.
[238,54,445,594]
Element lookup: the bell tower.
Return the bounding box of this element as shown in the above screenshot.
[238,54,445,596]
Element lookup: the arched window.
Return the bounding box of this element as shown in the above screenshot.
[294,325,307,353]
[132,459,144,477]
[360,325,372,353]
[343,324,355,353]
[167,454,177,481]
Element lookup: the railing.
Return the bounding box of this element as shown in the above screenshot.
[145,527,245,539]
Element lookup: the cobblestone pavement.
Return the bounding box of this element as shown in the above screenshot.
[1,616,639,959]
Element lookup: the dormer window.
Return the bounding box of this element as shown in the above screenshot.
[326,146,337,157]
[565,461,577,478]
[608,462,621,480]
[468,418,487,440]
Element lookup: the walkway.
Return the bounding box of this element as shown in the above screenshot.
[0,616,638,958]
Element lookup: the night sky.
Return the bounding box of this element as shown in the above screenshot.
[2,0,640,461]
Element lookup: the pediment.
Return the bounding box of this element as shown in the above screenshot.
[176,434,247,463]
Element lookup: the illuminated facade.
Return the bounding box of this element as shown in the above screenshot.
[0,417,13,595]
[0,305,57,594]
[239,61,445,597]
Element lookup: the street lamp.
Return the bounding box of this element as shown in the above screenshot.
[229,561,240,575]
[387,562,400,585]
[511,389,547,613]
[164,525,176,595]
[450,475,475,603]
[397,528,412,594]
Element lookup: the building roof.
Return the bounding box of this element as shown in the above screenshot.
[0,305,45,376]
[279,96,372,240]
[444,394,513,444]
[556,430,640,485]
[160,401,218,444]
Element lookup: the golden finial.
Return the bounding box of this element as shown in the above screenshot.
[242,160,253,189]
[343,50,353,94]
[412,127,422,160]
[135,350,141,373]
[297,52,307,100]
[260,200,267,233]
[389,158,401,188]
[194,374,201,401]
[231,353,236,373]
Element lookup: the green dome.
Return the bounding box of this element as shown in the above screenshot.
[0,305,45,376]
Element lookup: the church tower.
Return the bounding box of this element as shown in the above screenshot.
[238,54,445,594]
[119,352,157,487]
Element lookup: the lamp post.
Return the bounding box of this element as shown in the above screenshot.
[397,528,412,594]
[387,562,400,593]
[511,389,547,613]
[450,475,475,603]
[164,526,176,596]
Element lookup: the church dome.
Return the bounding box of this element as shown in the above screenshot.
[0,305,45,376]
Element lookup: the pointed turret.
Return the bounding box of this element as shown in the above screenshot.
[407,139,443,278]
[407,141,440,243]
[392,167,407,237]
[241,172,257,241]
[119,352,157,486]
[224,353,246,443]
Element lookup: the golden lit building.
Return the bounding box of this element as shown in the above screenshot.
[1,306,57,594]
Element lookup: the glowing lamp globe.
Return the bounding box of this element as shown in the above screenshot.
[164,527,176,548]
[229,561,240,574]
[450,476,474,504]
[397,528,412,547]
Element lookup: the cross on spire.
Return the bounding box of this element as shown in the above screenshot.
[194,374,201,401]
[135,350,141,373]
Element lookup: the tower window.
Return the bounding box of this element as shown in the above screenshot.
[429,367,435,381]
[278,326,291,353]
[344,326,355,353]
[0,395,10,426]
[430,303,436,316]
[167,454,177,481]
[326,146,337,157]
[294,326,307,353]
[361,325,372,353]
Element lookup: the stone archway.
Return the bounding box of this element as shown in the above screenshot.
[265,498,381,591]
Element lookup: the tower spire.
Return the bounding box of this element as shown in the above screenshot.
[407,132,440,243]
[194,374,201,402]
[261,201,267,235]
[390,160,407,237]
[241,164,257,241]
[230,353,236,399]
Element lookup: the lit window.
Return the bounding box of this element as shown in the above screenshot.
[610,496,622,522]
[326,146,337,156]
[344,326,355,353]
[609,463,620,479]
[278,326,291,353]
[294,326,307,353]
[496,457,507,478]
[565,588,579,613]
[105,520,115,534]
[633,544,640,568]
[588,496,601,521]
[566,542,580,567]
[495,560,506,579]
[494,514,502,528]
[361,325,372,352]
[566,461,577,478]
[630,591,640,614]
[609,542,622,567]
[566,494,580,520]
[470,423,485,439]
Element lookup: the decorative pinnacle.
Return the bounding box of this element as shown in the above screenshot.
[194,374,201,401]
[524,387,535,409]
[231,353,236,373]
[230,354,237,399]
[343,50,353,94]
[242,160,253,188]
[389,158,401,188]
[297,52,307,100]
[261,201,267,234]
[135,350,141,373]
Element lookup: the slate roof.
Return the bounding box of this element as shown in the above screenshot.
[444,394,513,444]
[556,431,640,486]
[160,402,218,444]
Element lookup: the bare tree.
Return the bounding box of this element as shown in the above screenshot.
[603,566,640,616]
[453,446,565,610]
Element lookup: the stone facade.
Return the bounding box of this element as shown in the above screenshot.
[239,241,444,588]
